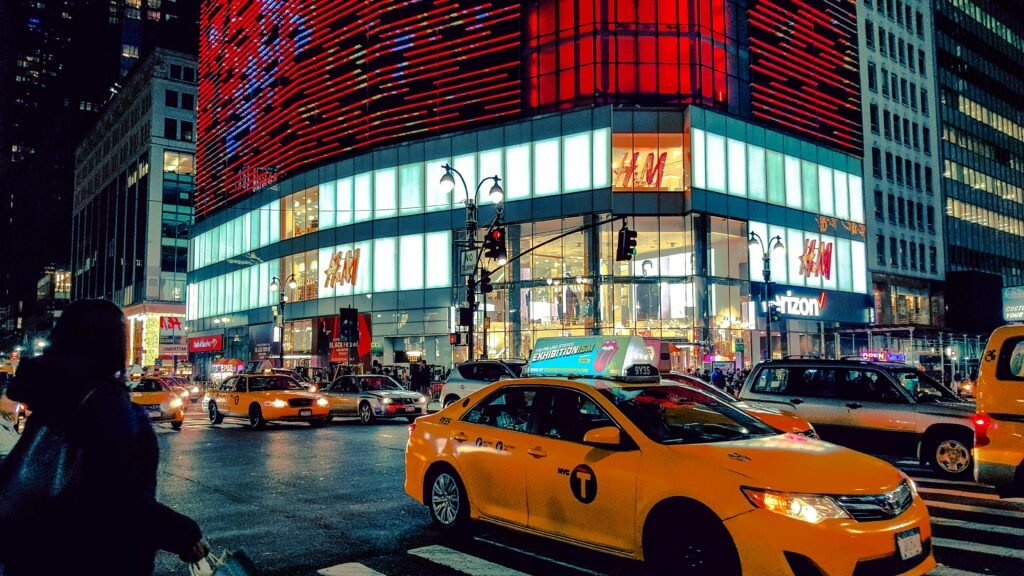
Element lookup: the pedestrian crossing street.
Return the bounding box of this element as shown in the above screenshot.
[314,461,1024,576]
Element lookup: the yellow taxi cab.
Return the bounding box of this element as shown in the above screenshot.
[405,337,934,575]
[975,325,1024,497]
[128,377,185,430]
[0,369,28,433]
[660,372,817,437]
[206,372,330,429]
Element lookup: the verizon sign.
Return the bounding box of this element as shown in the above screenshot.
[188,334,223,353]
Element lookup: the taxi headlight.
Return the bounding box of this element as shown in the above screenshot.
[316,397,329,407]
[266,398,288,409]
[905,476,918,498]
[416,396,427,404]
[380,397,392,404]
[169,397,183,409]
[741,487,850,524]
[191,386,200,394]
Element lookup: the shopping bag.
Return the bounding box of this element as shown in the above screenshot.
[190,549,258,576]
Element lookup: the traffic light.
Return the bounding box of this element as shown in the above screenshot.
[339,307,359,343]
[482,227,507,262]
[450,333,462,345]
[768,304,782,323]
[616,225,638,261]
[479,270,494,294]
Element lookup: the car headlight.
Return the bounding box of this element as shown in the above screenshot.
[905,476,918,498]
[316,397,329,407]
[741,487,850,524]
[267,398,288,409]
[416,396,427,404]
[380,397,392,404]
[191,386,200,394]
[169,397,183,409]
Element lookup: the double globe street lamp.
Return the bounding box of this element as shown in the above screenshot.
[269,274,297,368]
[748,231,785,361]
[439,163,504,360]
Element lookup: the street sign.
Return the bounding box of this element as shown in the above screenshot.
[735,341,745,353]
[460,249,478,276]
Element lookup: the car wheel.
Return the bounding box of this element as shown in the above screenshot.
[358,402,375,425]
[248,404,267,429]
[426,468,470,531]
[443,395,460,408]
[171,421,183,431]
[644,502,740,576]
[209,402,224,425]
[928,433,973,478]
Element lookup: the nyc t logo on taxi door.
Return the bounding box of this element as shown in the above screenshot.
[570,464,597,504]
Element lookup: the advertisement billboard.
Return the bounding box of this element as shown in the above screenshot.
[1002,286,1024,322]
[188,334,223,353]
[159,316,187,356]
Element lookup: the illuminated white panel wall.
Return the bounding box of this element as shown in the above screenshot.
[748,221,868,294]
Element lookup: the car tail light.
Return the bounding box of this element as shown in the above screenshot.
[974,412,992,447]
[408,422,416,439]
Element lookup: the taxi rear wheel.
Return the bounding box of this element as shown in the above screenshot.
[426,467,470,531]
[171,421,183,431]
[248,404,268,429]
[209,403,224,425]
[643,501,740,576]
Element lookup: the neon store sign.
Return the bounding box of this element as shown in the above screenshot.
[324,249,359,289]
[799,239,833,280]
[614,150,669,189]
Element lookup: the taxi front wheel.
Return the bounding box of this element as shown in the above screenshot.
[426,467,470,532]
[209,403,224,425]
[643,502,740,576]
[171,421,183,431]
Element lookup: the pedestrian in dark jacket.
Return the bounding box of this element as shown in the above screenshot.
[0,299,209,575]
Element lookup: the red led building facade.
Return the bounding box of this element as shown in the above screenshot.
[748,0,861,155]
[196,0,861,217]
[196,0,522,216]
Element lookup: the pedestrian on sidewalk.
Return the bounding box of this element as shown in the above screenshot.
[0,299,210,576]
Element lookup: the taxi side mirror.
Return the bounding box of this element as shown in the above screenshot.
[583,426,621,448]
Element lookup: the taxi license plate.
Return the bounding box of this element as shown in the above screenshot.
[148,410,162,419]
[405,406,416,412]
[299,409,312,417]
[896,528,922,561]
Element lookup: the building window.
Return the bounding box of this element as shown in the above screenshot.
[898,38,905,64]
[927,205,935,232]
[889,33,896,60]
[923,127,931,154]
[916,11,924,38]
[912,124,920,149]
[181,93,194,110]
[874,189,884,220]
[907,200,916,229]
[281,250,319,302]
[909,83,917,109]
[884,110,892,139]
[917,203,924,231]
[895,155,904,185]
[164,118,176,139]
[890,237,898,267]
[921,89,929,116]
[900,79,908,106]
[891,72,899,102]
[866,21,875,49]
[280,188,320,240]
[881,67,889,96]
[893,114,901,142]
[870,104,880,133]
[180,120,193,142]
[913,162,921,190]
[925,166,933,193]
[165,90,178,108]
[888,194,896,223]
[170,64,182,79]
[879,27,887,56]
[163,151,194,175]
[909,242,917,270]
[918,49,926,76]
[872,147,882,178]
[898,197,906,225]
[930,246,937,273]
[876,234,886,265]
[885,152,894,181]
[868,63,877,91]
[900,239,908,268]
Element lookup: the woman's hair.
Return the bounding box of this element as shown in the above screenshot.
[47,299,127,379]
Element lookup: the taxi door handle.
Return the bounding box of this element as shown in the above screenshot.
[527,447,547,459]
[790,398,804,405]
[451,432,468,443]
[846,402,862,409]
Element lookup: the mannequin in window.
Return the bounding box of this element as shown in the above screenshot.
[637,260,661,321]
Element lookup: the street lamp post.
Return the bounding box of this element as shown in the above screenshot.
[439,163,504,361]
[748,232,785,361]
[269,274,296,368]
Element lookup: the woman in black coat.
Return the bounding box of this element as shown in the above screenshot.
[0,299,208,575]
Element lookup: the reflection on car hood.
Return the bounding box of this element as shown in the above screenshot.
[733,401,811,433]
[671,434,903,495]
[368,390,421,398]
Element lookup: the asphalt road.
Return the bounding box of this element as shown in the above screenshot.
[145,405,1024,576]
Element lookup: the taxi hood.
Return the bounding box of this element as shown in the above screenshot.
[671,434,904,496]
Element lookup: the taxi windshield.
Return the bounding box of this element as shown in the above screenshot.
[360,376,404,391]
[598,385,776,444]
[249,376,304,392]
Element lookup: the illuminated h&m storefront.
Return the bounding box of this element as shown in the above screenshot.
[186,106,871,370]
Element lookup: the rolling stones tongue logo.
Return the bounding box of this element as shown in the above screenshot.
[593,340,620,372]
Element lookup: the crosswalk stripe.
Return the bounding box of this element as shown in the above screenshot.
[931,516,1024,537]
[925,500,1024,519]
[917,487,1000,500]
[933,538,1024,560]
[474,536,604,576]
[318,563,387,576]
[928,566,991,576]
[409,545,531,576]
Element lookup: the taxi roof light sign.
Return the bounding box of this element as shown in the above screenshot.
[526,336,659,383]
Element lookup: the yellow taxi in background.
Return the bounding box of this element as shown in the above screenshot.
[975,325,1024,497]
[206,373,329,429]
[405,337,934,575]
[128,378,185,430]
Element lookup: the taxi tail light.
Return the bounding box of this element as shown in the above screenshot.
[974,412,992,447]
